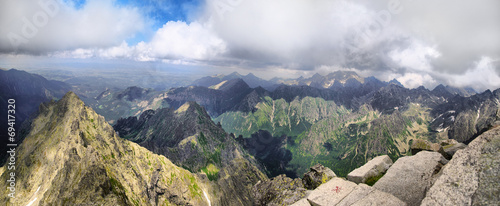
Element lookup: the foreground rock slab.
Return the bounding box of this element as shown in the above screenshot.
[421,127,500,206]
[348,187,407,206]
[294,180,405,206]
[347,155,393,184]
[373,151,448,206]
[290,198,311,206]
[307,177,357,206]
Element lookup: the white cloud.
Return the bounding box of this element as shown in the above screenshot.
[389,40,441,72]
[205,0,381,67]
[0,0,145,54]
[48,20,226,62]
[149,21,226,60]
[446,57,500,91]
[395,72,437,89]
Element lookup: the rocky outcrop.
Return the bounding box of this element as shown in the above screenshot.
[373,151,448,206]
[410,139,443,155]
[347,155,392,184]
[302,164,336,190]
[421,126,500,205]
[441,142,467,159]
[252,175,307,206]
[0,92,210,205]
[0,69,71,165]
[114,101,268,205]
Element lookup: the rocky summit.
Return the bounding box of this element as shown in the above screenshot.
[0,92,210,205]
[268,127,499,206]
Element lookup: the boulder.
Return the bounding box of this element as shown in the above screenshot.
[442,142,467,158]
[252,175,307,206]
[349,188,407,206]
[439,139,459,146]
[302,164,336,190]
[421,127,500,206]
[307,180,406,206]
[373,151,448,206]
[290,198,310,206]
[410,139,442,155]
[336,184,373,206]
[347,155,393,184]
[306,177,357,206]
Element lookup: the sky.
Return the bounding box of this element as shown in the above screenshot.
[0,0,499,91]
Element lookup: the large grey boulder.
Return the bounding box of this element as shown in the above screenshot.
[290,198,310,206]
[349,188,407,206]
[337,183,405,206]
[421,127,500,206]
[306,177,358,206]
[302,164,336,190]
[373,151,448,206]
[347,155,393,184]
[336,183,374,206]
[305,180,405,206]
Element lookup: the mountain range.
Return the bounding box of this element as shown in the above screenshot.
[0,68,498,205]
[0,92,267,205]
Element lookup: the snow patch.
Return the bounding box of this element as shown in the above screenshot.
[203,190,211,206]
[26,186,41,206]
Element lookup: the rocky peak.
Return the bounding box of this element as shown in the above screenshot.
[311,73,323,79]
[0,91,210,205]
[114,101,268,205]
[174,101,207,116]
[223,71,243,80]
[388,78,403,87]
[115,86,151,101]
[216,78,250,93]
[245,72,257,78]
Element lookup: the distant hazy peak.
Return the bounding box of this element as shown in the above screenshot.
[217,78,250,91]
[388,79,403,87]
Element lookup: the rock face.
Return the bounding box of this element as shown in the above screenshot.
[432,89,500,143]
[252,175,307,206]
[347,155,393,184]
[114,101,268,205]
[0,92,210,205]
[302,164,336,190]
[421,127,500,206]
[373,151,448,206]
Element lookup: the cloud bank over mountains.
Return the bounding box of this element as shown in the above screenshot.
[0,0,499,90]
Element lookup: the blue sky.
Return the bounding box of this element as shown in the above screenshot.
[66,0,203,44]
